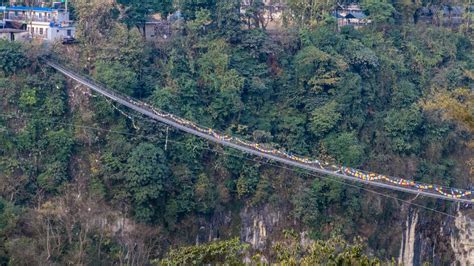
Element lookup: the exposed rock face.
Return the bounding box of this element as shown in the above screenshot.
[194,210,234,245]
[189,202,472,265]
[240,205,282,249]
[396,204,474,265]
[451,208,474,265]
[399,209,419,265]
[192,204,286,249]
[107,215,136,235]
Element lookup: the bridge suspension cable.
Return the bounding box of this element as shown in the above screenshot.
[45,60,474,204]
[0,111,458,217]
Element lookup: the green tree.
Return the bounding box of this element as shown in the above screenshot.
[384,106,423,154]
[361,0,395,25]
[323,132,365,166]
[19,87,38,109]
[343,41,380,73]
[180,0,217,21]
[273,107,308,153]
[194,173,217,214]
[99,25,146,72]
[284,0,336,27]
[45,129,74,163]
[215,0,242,41]
[393,0,421,24]
[197,39,244,126]
[159,237,249,265]
[95,60,138,95]
[251,173,272,206]
[294,45,347,95]
[74,0,116,48]
[126,143,169,223]
[186,8,213,35]
[422,88,474,133]
[37,161,69,193]
[0,198,18,265]
[242,0,266,29]
[309,101,342,138]
[391,80,419,108]
[273,234,380,265]
[116,0,173,30]
[0,40,28,75]
[37,129,74,193]
[236,164,260,199]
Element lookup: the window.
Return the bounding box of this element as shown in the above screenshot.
[39,28,43,35]
[31,27,34,34]
[45,29,48,38]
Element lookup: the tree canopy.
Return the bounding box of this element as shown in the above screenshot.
[0,0,472,264]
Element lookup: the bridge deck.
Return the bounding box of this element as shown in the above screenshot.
[46,61,474,204]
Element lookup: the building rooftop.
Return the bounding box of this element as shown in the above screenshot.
[333,11,368,19]
[346,12,367,19]
[1,6,62,12]
[442,5,463,16]
[0,28,27,33]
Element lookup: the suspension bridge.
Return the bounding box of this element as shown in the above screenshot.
[46,60,474,204]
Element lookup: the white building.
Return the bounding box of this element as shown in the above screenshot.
[1,5,75,42]
[333,4,371,29]
[0,28,29,42]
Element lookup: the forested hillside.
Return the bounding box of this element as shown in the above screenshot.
[0,0,473,264]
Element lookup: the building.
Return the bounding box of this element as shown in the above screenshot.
[143,12,184,42]
[333,4,371,29]
[416,5,472,27]
[0,5,75,42]
[143,13,172,42]
[0,28,29,42]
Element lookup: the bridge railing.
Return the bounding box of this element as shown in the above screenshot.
[44,59,474,203]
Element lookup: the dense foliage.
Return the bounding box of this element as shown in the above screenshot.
[0,0,472,264]
[158,235,380,265]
